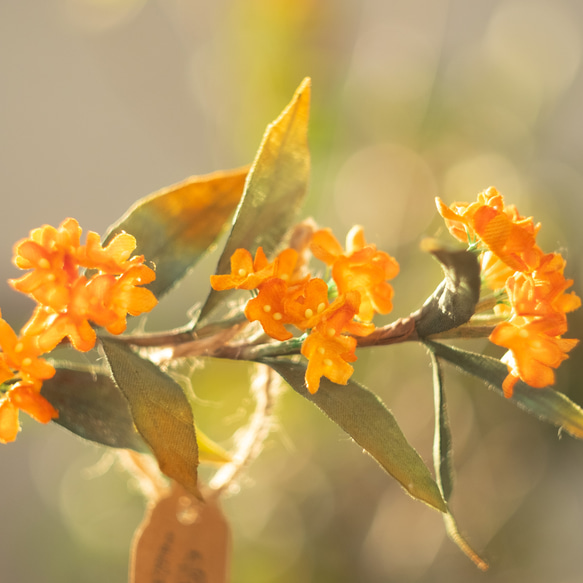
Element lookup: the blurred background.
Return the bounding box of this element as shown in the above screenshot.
[2,0,583,581]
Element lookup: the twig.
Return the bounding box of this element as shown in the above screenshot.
[205,365,280,498]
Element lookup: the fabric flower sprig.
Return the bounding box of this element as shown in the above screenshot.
[437,187,580,397]
[210,225,399,393]
[0,218,158,443]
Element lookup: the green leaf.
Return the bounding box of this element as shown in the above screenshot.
[425,340,583,439]
[100,337,200,498]
[415,240,481,338]
[262,357,447,513]
[430,353,489,571]
[430,352,454,502]
[41,366,148,452]
[196,78,312,327]
[102,166,249,299]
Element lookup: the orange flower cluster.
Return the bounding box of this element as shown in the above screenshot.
[210,225,399,393]
[0,218,158,443]
[436,188,579,397]
[0,311,57,443]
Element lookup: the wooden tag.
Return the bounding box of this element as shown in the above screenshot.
[131,483,231,583]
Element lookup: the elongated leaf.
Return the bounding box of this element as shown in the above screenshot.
[100,337,200,498]
[196,78,311,327]
[425,340,583,438]
[102,167,249,299]
[430,353,454,501]
[262,357,446,513]
[430,354,488,571]
[41,366,148,452]
[415,240,481,338]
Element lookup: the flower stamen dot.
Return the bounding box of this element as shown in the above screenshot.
[263,305,272,313]
[273,312,283,321]
[304,308,314,319]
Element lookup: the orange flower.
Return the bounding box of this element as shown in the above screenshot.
[0,386,59,444]
[332,248,397,321]
[12,218,82,272]
[210,247,273,290]
[12,218,142,277]
[490,316,578,398]
[8,384,58,423]
[438,188,580,397]
[532,253,581,315]
[480,250,515,291]
[436,188,541,274]
[91,265,158,335]
[0,315,55,381]
[315,291,374,338]
[435,187,506,243]
[78,231,143,274]
[214,225,398,392]
[282,278,330,330]
[0,397,19,444]
[297,290,372,393]
[310,228,345,265]
[11,219,82,310]
[22,303,96,353]
[301,326,357,394]
[310,225,399,322]
[472,205,540,273]
[0,312,58,443]
[505,271,579,320]
[244,278,294,341]
[10,219,158,351]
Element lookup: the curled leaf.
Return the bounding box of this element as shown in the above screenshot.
[415,240,481,338]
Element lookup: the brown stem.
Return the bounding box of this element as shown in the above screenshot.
[355,316,418,348]
[120,308,494,363]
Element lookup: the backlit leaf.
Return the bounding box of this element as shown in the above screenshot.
[262,357,447,513]
[425,340,583,439]
[197,78,311,327]
[100,337,200,498]
[103,167,249,299]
